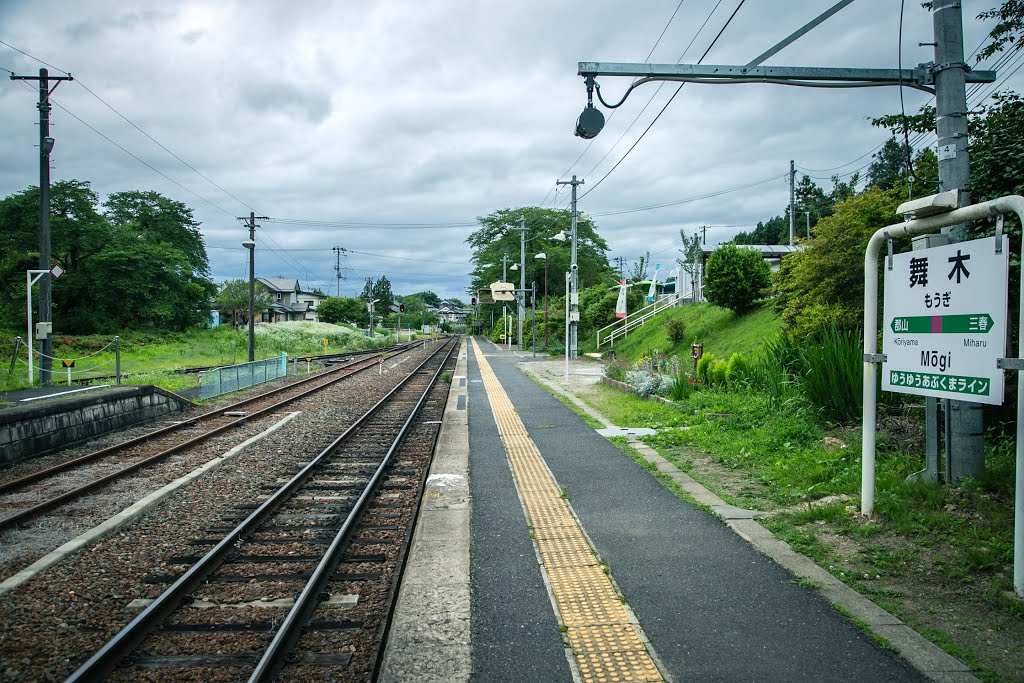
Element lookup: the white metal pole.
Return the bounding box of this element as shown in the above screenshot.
[26,271,33,385]
[1016,254,1024,595]
[564,271,570,384]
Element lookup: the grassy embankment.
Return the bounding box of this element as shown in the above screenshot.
[574,302,1021,682]
[0,321,402,395]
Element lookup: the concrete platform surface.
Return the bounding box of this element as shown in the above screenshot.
[387,338,976,683]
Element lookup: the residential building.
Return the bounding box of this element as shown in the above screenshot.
[256,278,326,322]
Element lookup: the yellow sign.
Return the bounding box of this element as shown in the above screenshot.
[62,359,75,368]
[305,357,314,363]
[323,338,329,346]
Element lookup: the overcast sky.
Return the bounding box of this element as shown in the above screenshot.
[1,1,1016,301]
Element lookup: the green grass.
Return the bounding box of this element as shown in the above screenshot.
[0,322,397,392]
[603,302,782,363]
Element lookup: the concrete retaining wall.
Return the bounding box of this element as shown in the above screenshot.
[0,386,192,467]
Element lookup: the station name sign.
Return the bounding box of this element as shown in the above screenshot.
[882,235,1009,405]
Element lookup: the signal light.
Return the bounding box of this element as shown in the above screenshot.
[471,297,477,306]
[399,304,405,313]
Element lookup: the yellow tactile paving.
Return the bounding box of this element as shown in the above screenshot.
[470,338,664,683]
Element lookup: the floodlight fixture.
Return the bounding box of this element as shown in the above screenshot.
[574,75,604,139]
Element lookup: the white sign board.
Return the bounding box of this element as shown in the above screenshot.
[489,281,515,302]
[882,235,1009,405]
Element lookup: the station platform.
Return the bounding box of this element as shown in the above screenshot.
[383,337,975,683]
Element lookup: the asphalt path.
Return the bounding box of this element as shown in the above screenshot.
[469,341,926,682]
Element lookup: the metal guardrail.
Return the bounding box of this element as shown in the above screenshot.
[199,353,288,399]
[596,293,680,349]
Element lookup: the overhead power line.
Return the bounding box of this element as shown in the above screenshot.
[580,0,749,200]
[1,40,261,216]
[554,0,690,187]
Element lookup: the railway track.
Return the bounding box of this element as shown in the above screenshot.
[64,344,411,386]
[0,341,431,532]
[64,335,458,682]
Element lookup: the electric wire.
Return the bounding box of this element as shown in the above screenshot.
[2,40,262,216]
[0,39,70,74]
[579,0,749,200]
[554,0,689,185]
[579,0,725,183]
[72,79,260,213]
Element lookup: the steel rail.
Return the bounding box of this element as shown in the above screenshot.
[64,337,457,682]
[0,344,415,496]
[0,344,422,532]
[250,337,457,681]
[62,342,413,385]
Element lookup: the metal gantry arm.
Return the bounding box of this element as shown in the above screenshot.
[579,61,997,101]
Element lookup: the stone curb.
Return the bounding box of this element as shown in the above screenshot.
[379,343,472,683]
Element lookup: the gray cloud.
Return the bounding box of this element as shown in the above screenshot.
[0,0,1013,300]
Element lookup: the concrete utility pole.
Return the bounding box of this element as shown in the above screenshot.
[933,0,983,479]
[10,68,73,385]
[556,175,584,359]
[613,256,626,279]
[332,246,346,297]
[789,160,796,246]
[240,211,268,362]
[516,217,527,352]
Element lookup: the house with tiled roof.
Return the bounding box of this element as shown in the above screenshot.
[256,278,326,323]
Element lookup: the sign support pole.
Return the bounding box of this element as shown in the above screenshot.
[859,193,1024,596]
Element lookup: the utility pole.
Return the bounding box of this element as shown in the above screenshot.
[556,175,584,359]
[934,0,983,479]
[515,217,527,352]
[239,211,269,362]
[701,225,707,245]
[789,160,796,247]
[11,68,73,385]
[366,277,375,334]
[332,246,346,296]
[613,256,626,279]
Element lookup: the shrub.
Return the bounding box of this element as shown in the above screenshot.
[703,244,772,313]
[797,325,862,422]
[666,372,694,401]
[665,317,686,345]
[725,352,750,387]
[695,352,718,384]
[709,361,728,387]
[625,370,661,397]
[605,355,628,382]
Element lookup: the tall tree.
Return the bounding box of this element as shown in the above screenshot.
[866,137,911,191]
[215,279,272,328]
[977,1,1024,60]
[628,251,650,284]
[467,206,613,300]
[372,275,395,312]
[676,229,703,298]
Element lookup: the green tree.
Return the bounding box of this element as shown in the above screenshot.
[215,279,272,328]
[467,206,613,300]
[977,1,1024,61]
[407,290,441,307]
[734,216,787,244]
[774,186,905,338]
[703,244,771,314]
[628,251,650,284]
[866,136,911,191]
[676,229,703,298]
[318,296,360,325]
[372,275,395,316]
